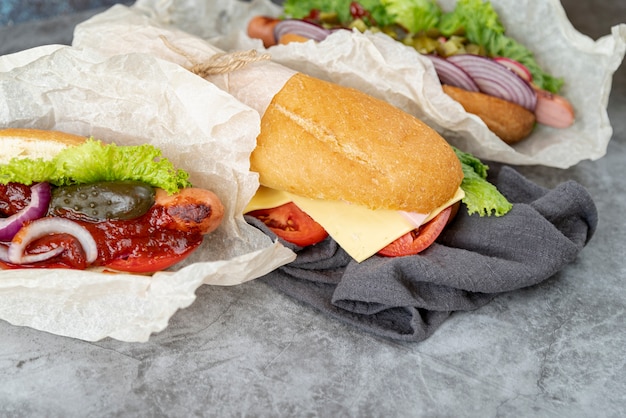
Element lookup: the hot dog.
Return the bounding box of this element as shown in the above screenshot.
[246,0,575,144]
[244,73,512,262]
[0,128,224,273]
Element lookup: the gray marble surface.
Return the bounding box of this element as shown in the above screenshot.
[0,0,133,26]
[1,1,625,417]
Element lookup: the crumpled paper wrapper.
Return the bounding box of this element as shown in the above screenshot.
[71,4,298,117]
[0,44,295,342]
[131,0,626,168]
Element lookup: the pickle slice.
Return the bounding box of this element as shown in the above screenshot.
[50,181,155,221]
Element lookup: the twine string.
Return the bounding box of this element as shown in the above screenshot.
[159,35,270,76]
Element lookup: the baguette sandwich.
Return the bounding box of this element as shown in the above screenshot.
[244,73,511,261]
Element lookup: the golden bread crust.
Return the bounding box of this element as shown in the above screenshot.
[252,73,463,214]
[0,128,87,164]
[0,128,87,146]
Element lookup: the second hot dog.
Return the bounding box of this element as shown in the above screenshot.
[247,0,575,144]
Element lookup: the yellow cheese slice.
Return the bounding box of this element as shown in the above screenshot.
[244,186,293,213]
[245,186,464,262]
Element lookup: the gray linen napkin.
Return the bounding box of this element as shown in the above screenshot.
[246,166,598,341]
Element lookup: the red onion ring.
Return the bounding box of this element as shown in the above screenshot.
[7,217,98,265]
[425,55,480,92]
[0,244,8,262]
[493,57,533,83]
[274,19,332,43]
[20,247,65,264]
[0,182,51,241]
[0,243,65,265]
[447,54,537,111]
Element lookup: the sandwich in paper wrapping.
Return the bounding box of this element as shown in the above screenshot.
[0,45,295,342]
[130,0,626,168]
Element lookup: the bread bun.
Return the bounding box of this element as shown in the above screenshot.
[251,73,463,214]
[442,85,536,144]
[0,128,87,165]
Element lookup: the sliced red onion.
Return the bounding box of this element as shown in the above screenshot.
[447,54,537,111]
[400,211,429,228]
[493,57,533,83]
[274,19,332,43]
[8,217,98,265]
[0,182,51,241]
[425,55,480,92]
[22,247,66,264]
[1,240,65,265]
[0,244,8,262]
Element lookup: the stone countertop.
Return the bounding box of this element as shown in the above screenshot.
[1,1,625,417]
[0,0,133,26]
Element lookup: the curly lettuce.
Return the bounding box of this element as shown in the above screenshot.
[381,0,442,33]
[453,146,512,217]
[0,138,191,194]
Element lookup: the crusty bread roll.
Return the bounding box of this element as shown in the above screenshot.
[442,85,536,145]
[0,128,87,165]
[251,73,463,214]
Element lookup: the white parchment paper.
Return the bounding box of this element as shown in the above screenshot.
[71,4,297,116]
[129,0,626,168]
[0,44,295,342]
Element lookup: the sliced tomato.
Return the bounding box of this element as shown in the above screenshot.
[104,247,196,273]
[247,202,328,247]
[377,205,453,257]
[0,238,200,273]
[100,233,204,273]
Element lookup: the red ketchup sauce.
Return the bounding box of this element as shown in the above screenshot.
[0,184,203,271]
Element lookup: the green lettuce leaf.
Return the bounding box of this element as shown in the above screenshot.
[283,0,393,27]
[284,0,343,20]
[453,147,512,216]
[381,0,442,33]
[0,138,191,194]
